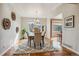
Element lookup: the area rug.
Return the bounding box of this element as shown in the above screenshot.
[13,38,55,55]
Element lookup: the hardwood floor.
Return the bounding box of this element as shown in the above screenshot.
[3,38,78,56]
[27,47,78,56]
[3,46,78,56]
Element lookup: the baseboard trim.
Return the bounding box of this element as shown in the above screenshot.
[0,44,14,56]
[62,44,79,55]
[0,34,19,56]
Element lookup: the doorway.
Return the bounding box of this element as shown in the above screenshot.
[50,19,63,50]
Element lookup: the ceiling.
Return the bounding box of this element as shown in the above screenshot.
[9,3,62,18]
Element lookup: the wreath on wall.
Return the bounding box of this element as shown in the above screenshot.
[16,27,19,33]
[2,18,11,30]
[11,11,16,21]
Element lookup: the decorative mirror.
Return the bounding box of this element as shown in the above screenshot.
[11,11,16,21]
[16,27,19,33]
[2,18,11,30]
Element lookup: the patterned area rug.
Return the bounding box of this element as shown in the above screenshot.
[13,38,54,55]
[14,38,61,55]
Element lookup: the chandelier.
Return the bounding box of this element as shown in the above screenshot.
[34,10,40,25]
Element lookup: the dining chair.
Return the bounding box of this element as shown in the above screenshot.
[34,27,40,33]
[42,31,46,47]
[26,32,34,47]
[34,32,42,49]
[26,32,30,45]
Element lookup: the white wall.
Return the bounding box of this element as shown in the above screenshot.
[21,17,47,32]
[21,17,34,32]
[53,13,63,19]
[51,4,79,52]
[0,4,21,55]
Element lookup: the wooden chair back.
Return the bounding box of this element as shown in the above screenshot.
[34,32,42,49]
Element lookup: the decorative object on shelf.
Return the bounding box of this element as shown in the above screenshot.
[2,18,11,30]
[11,11,16,21]
[64,15,74,28]
[16,27,19,33]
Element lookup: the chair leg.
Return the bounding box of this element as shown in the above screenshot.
[42,39,44,47]
[28,40,29,46]
[40,43,42,49]
[33,40,34,47]
[34,43,36,48]
[30,40,31,47]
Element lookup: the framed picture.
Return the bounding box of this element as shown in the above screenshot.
[64,15,74,28]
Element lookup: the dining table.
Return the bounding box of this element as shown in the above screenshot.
[27,32,45,47]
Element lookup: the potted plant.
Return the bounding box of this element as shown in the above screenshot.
[21,28,26,39]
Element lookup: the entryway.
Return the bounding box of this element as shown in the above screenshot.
[50,19,63,50]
